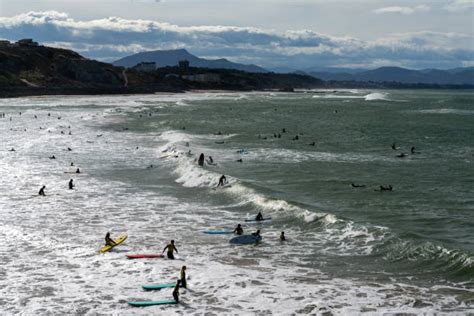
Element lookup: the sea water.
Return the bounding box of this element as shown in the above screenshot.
[0,90,473,314]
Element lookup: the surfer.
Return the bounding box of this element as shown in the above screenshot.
[233,224,243,235]
[280,232,286,241]
[351,183,366,188]
[172,280,181,302]
[162,240,178,259]
[309,142,315,146]
[105,232,117,246]
[256,212,264,221]
[75,168,81,174]
[68,179,74,190]
[49,155,56,159]
[180,266,187,288]
[252,229,261,237]
[198,153,205,166]
[377,185,393,191]
[208,156,214,164]
[218,175,227,187]
[411,146,417,154]
[236,158,243,162]
[38,185,46,196]
[396,153,406,158]
[391,143,398,150]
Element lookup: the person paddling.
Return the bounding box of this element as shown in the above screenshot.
[162,240,178,259]
[105,232,117,246]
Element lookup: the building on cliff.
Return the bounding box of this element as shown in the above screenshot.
[132,62,156,72]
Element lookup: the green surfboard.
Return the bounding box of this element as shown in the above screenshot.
[128,299,177,307]
[142,283,176,290]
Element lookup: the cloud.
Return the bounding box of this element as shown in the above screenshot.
[444,0,474,12]
[373,5,430,15]
[0,11,472,70]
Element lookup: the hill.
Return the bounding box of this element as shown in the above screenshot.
[309,66,474,85]
[113,49,267,73]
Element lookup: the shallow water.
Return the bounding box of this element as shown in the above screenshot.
[0,90,473,314]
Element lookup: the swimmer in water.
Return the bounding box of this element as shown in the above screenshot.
[280,231,286,241]
[180,266,187,288]
[233,224,243,235]
[377,185,393,191]
[68,179,74,190]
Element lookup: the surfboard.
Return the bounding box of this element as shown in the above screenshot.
[126,254,164,259]
[142,283,176,290]
[203,230,233,234]
[229,234,262,245]
[244,217,272,222]
[128,300,177,307]
[98,234,127,253]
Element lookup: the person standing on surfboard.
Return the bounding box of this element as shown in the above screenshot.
[180,266,187,288]
[218,175,227,187]
[162,240,178,259]
[105,232,117,246]
[233,224,243,235]
[172,280,181,302]
[38,185,46,196]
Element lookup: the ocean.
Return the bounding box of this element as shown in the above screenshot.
[0,89,473,314]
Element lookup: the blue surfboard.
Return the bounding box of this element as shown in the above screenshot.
[142,283,176,290]
[128,300,177,307]
[203,230,233,234]
[230,234,262,245]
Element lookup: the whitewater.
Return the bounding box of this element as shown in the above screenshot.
[0,90,473,314]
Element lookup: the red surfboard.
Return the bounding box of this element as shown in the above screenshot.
[126,254,164,259]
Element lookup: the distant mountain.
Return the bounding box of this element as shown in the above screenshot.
[309,66,474,85]
[113,49,267,73]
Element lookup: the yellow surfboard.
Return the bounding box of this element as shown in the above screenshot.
[99,234,128,253]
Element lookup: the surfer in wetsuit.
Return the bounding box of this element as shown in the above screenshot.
[76,168,81,174]
[218,175,227,187]
[252,229,261,237]
[351,183,366,188]
[198,153,205,166]
[280,231,286,241]
[396,153,406,158]
[234,224,243,235]
[68,179,74,190]
[377,185,393,191]
[105,232,117,246]
[391,143,398,150]
[256,212,264,221]
[162,240,178,259]
[180,266,187,288]
[172,280,181,302]
[38,185,46,196]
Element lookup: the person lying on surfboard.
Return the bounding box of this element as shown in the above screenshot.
[105,232,117,246]
[252,229,261,237]
[256,212,264,221]
[233,224,243,235]
[162,240,178,259]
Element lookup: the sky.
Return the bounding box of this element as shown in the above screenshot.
[0,0,473,70]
